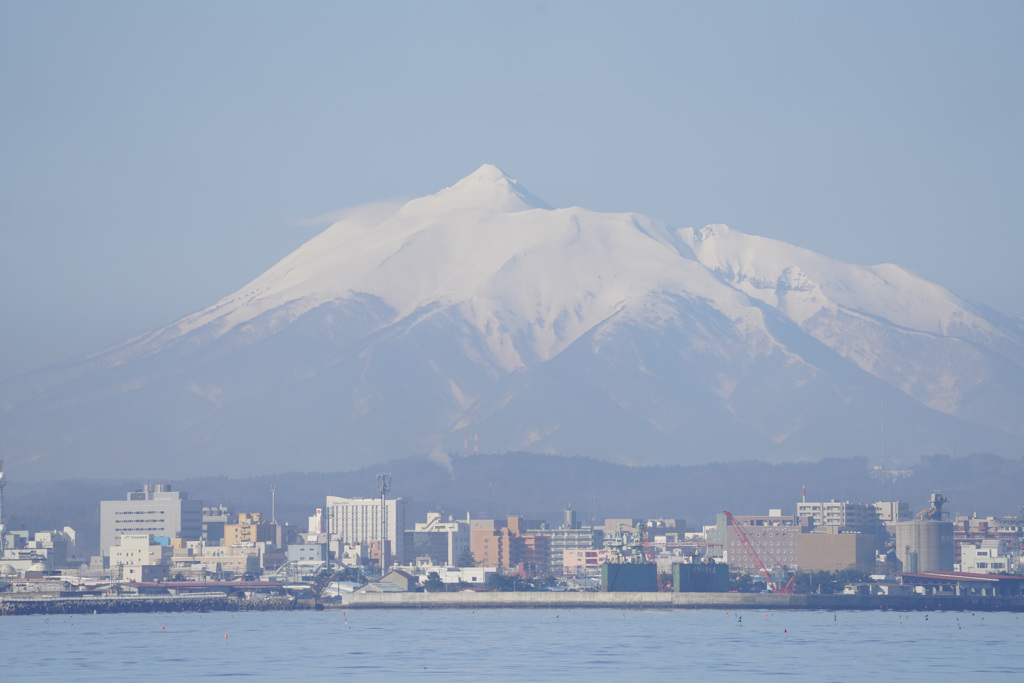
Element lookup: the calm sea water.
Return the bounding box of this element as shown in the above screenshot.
[1,607,1021,681]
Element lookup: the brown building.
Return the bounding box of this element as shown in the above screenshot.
[468,516,552,574]
[470,522,516,569]
[797,531,876,571]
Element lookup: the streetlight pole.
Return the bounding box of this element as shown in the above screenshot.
[377,473,391,574]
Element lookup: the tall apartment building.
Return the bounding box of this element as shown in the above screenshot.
[469,519,516,570]
[324,496,407,567]
[99,484,203,557]
[796,500,879,531]
[545,511,603,577]
[798,500,906,552]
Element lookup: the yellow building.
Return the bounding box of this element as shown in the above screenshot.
[222,513,279,547]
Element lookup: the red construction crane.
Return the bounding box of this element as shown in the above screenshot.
[723,510,795,593]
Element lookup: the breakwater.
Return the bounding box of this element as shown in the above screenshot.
[5,591,1023,615]
[330,591,1024,612]
[0,594,296,616]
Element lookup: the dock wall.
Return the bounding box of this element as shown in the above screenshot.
[4,592,1023,615]
[0,595,296,616]
[330,591,1024,612]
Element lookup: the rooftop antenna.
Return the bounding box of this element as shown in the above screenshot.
[377,473,392,572]
[270,484,277,525]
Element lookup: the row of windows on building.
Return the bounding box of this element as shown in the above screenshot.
[729,540,795,546]
[114,520,166,525]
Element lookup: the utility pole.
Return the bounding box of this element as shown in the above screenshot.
[377,473,391,573]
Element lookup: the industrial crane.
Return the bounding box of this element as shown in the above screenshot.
[723,511,795,593]
[632,522,672,591]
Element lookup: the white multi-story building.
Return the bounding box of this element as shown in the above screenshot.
[797,500,880,531]
[2,527,77,570]
[406,512,469,566]
[109,534,172,567]
[324,496,407,566]
[100,484,203,557]
[873,501,911,524]
[960,539,1012,574]
[414,565,496,586]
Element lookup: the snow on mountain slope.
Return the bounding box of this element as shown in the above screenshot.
[679,223,1024,419]
[2,164,1023,480]
[132,166,767,373]
[681,223,995,335]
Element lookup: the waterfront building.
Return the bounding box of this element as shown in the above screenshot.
[404,512,470,566]
[379,569,417,591]
[470,519,516,570]
[466,515,558,575]
[546,523,603,576]
[182,542,261,578]
[324,496,407,567]
[1,527,78,571]
[563,548,616,576]
[121,564,169,581]
[711,511,801,572]
[953,515,1022,570]
[959,539,1012,574]
[413,564,497,586]
[286,543,326,565]
[109,534,172,579]
[797,530,876,571]
[100,484,203,558]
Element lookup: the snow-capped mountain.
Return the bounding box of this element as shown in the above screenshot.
[2,165,1022,479]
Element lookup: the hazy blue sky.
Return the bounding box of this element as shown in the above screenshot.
[2,1,1022,381]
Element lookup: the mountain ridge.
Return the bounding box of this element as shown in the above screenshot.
[2,165,1022,479]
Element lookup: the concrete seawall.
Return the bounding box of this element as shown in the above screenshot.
[4,592,1022,615]
[330,591,1024,613]
[0,595,296,616]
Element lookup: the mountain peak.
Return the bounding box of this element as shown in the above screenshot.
[3,165,1024,480]
[402,164,552,215]
[465,163,511,182]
